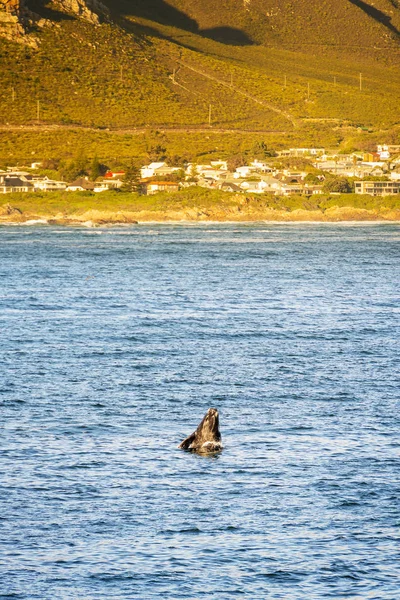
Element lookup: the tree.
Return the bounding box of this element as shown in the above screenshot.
[227,154,247,172]
[252,141,276,159]
[121,163,140,192]
[278,156,314,170]
[322,177,353,193]
[90,155,103,181]
[58,149,90,182]
[147,145,167,162]
[186,163,199,182]
[58,159,88,182]
[168,154,190,168]
[75,149,88,175]
[304,173,321,184]
[42,158,60,170]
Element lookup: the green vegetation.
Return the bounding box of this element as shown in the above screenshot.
[0,0,399,156]
[322,177,354,193]
[164,0,400,57]
[0,0,399,167]
[0,126,347,165]
[1,188,399,223]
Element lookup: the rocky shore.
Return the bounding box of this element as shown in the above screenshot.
[1,202,400,226]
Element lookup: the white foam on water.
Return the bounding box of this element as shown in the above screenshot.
[21,219,49,226]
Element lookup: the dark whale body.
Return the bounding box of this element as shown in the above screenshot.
[178,408,223,454]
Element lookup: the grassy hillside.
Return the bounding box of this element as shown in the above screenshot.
[163,0,400,55]
[0,125,387,166]
[0,0,399,161]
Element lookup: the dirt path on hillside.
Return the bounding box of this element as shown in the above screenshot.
[0,125,289,135]
[177,60,298,128]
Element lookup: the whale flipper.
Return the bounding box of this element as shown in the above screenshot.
[179,432,197,451]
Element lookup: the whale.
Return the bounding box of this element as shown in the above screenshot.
[178,408,223,454]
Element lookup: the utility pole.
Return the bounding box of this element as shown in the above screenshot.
[359,72,362,91]
[37,99,40,123]
[208,104,212,127]
[172,68,176,84]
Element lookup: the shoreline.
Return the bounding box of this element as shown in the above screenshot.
[1,211,400,227]
[1,191,400,226]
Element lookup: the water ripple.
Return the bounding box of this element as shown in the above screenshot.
[0,223,399,599]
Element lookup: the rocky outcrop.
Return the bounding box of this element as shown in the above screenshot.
[1,204,400,224]
[0,0,108,45]
[0,0,31,45]
[0,202,22,216]
[53,0,108,25]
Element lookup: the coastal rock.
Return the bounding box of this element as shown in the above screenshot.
[0,203,22,215]
[74,209,139,224]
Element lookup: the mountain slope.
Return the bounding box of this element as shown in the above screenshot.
[120,0,400,55]
[0,0,399,157]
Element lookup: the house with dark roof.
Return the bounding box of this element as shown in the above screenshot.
[66,178,95,192]
[0,175,34,193]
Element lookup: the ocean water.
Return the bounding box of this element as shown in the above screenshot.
[0,222,399,600]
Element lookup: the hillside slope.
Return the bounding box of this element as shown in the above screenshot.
[0,0,399,159]
[123,0,400,55]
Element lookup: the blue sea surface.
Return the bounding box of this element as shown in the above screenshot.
[0,223,399,599]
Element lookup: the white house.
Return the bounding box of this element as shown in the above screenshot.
[234,166,253,178]
[140,162,181,179]
[239,176,283,194]
[377,145,400,159]
[279,184,305,196]
[140,162,166,179]
[355,181,400,195]
[186,163,227,181]
[234,161,273,179]
[251,160,273,173]
[93,178,123,192]
[279,148,325,157]
[32,177,67,192]
[239,180,268,193]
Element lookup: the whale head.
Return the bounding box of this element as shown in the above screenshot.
[200,407,221,442]
[178,407,222,453]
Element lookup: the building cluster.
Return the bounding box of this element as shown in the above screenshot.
[140,159,318,196]
[1,145,400,197]
[0,169,124,194]
[140,145,400,197]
